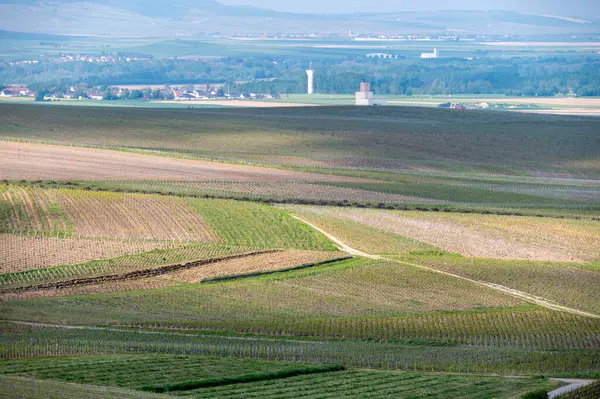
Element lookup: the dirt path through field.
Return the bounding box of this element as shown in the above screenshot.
[292,216,600,319]
[548,379,597,398]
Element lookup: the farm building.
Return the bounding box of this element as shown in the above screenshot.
[355,82,387,106]
[1,87,31,97]
[420,48,439,59]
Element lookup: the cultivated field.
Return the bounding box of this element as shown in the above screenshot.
[0,103,599,398]
[287,205,600,262]
[1,104,599,177]
[0,141,366,183]
[0,355,562,399]
[162,250,344,283]
[0,235,183,273]
[399,255,600,315]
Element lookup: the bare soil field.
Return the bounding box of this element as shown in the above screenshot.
[292,207,600,262]
[58,190,219,242]
[0,278,178,301]
[517,109,600,116]
[155,100,317,108]
[389,97,600,107]
[3,250,279,295]
[162,250,345,283]
[173,181,441,204]
[0,235,182,273]
[0,250,332,300]
[0,141,368,183]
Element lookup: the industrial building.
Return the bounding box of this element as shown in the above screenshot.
[420,48,439,59]
[355,82,387,106]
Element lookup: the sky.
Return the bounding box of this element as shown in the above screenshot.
[219,0,600,17]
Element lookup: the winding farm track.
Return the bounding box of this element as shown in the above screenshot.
[291,216,600,319]
[548,379,597,398]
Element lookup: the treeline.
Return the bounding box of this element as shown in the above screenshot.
[2,55,599,97]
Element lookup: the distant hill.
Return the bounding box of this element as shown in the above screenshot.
[0,0,598,36]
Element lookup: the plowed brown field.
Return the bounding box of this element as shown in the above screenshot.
[0,235,183,273]
[0,141,368,183]
[58,190,219,242]
[162,250,345,283]
[289,206,600,262]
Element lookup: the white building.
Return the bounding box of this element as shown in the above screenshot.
[355,82,387,106]
[420,48,439,59]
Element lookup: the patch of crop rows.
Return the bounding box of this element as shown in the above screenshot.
[0,234,186,274]
[104,180,440,204]
[407,255,600,315]
[0,243,255,290]
[185,370,558,399]
[0,354,307,389]
[0,375,161,399]
[58,189,219,242]
[0,185,72,235]
[1,328,599,376]
[241,309,600,350]
[188,198,335,251]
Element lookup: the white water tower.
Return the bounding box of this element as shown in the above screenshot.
[306,63,315,95]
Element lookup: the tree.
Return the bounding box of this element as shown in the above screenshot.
[34,90,48,102]
[128,90,143,100]
[103,90,118,100]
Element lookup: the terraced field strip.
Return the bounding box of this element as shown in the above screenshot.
[0,141,371,183]
[58,189,219,242]
[293,207,600,262]
[159,250,347,283]
[139,365,345,393]
[0,234,185,274]
[292,216,600,319]
[0,243,255,289]
[3,323,599,374]
[169,181,441,204]
[178,370,561,399]
[0,375,167,399]
[399,256,600,315]
[1,250,280,294]
[0,185,72,234]
[199,256,353,284]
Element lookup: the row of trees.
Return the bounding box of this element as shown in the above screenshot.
[3,55,599,97]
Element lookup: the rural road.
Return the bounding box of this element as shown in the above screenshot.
[292,216,600,319]
[548,379,597,398]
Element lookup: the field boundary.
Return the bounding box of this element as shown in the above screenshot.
[291,216,600,319]
[138,365,345,393]
[9,180,597,221]
[200,256,353,283]
[0,250,280,294]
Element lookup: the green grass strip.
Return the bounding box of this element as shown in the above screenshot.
[200,256,353,284]
[137,364,345,393]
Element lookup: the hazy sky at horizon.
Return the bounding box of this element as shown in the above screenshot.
[219,0,600,17]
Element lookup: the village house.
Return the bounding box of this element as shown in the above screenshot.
[0,87,32,97]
